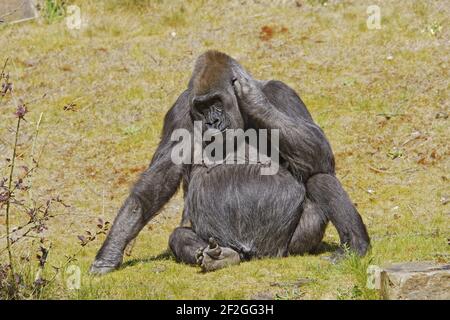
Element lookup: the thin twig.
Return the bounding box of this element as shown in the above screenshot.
[368,166,390,174]
[33,243,52,297]
[28,112,44,200]
[0,224,41,255]
[368,165,417,175]
[5,116,21,288]
[0,57,9,76]
[9,166,37,194]
[0,219,33,240]
[0,57,10,105]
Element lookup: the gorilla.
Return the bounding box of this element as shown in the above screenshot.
[90,50,370,274]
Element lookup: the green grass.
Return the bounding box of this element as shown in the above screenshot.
[0,0,448,299]
[42,0,67,24]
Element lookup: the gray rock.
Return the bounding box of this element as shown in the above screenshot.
[366,265,383,290]
[0,0,38,24]
[367,262,450,300]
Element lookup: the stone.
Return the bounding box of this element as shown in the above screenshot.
[366,265,383,290]
[367,262,450,300]
[0,0,38,24]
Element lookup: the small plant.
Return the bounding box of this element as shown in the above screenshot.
[0,92,65,298]
[335,249,378,300]
[77,218,110,247]
[123,125,141,136]
[422,21,443,37]
[0,58,108,299]
[275,288,304,300]
[42,0,66,24]
[387,147,403,160]
[336,285,363,300]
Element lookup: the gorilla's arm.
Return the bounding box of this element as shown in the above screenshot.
[90,91,191,274]
[234,77,370,255]
[234,78,334,181]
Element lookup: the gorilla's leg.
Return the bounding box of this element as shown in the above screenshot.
[306,174,370,256]
[169,227,207,265]
[288,198,328,255]
[169,227,241,272]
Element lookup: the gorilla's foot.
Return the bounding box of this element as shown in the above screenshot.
[195,238,240,272]
[89,259,120,276]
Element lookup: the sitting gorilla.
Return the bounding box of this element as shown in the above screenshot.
[90,50,370,274]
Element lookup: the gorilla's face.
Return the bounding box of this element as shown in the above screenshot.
[190,84,245,133]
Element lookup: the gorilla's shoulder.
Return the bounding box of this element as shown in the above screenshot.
[261,79,291,90]
[162,90,192,133]
[261,80,313,122]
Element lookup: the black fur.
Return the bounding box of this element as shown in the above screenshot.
[90,51,370,274]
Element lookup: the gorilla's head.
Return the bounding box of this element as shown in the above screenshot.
[188,51,250,132]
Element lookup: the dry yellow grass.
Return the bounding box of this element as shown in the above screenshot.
[0,0,448,299]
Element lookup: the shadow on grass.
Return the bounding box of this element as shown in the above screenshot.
[310,241,341,255]
[120,241,340,270]
[120,250,175,269]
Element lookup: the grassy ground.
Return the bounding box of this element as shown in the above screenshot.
[0,0,448,299]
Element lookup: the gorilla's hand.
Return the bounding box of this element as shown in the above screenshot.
[195,238,240,272]
[89,260,118,275]
[232,76,266,111]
